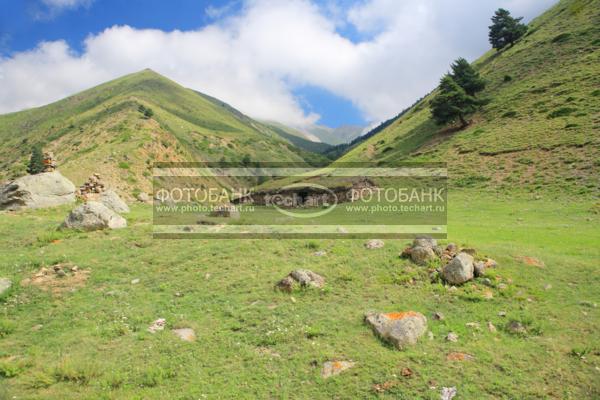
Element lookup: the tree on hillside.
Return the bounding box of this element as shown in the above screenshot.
[430,75,479,128]
[27,146,45,175]
[450,58,485,96]
[489,8,527,50]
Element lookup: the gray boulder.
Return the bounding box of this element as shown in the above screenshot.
[410,246,436,265]
[412,236,437,249]
[0,171,76,211]
[100,190,130,214]
[136,192,150,203]
[62,201,127,231]
[442,252,474,285]
[365,311,427,349]
[276,269,325,292]
[473,261,486,277]
[0,278,12,297]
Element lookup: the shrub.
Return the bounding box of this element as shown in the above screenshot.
[118,161,130,169]
[502,110,518,118]
[552,33,571,43]
[503,75,513,82]
[548,107,577,118]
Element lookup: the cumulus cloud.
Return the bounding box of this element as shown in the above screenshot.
[0,0,556,126]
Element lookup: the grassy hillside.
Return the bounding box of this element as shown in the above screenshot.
[0,70,323,197]
[341,0,600,195]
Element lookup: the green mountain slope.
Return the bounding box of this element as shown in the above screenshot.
[306,124,365,145]
[341,0,600,195]
[0,69,322,196]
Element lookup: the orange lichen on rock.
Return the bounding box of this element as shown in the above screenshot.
[384,311,420,320]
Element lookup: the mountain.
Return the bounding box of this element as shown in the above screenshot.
[0,69,327,196]
[340,0,599,195]
[305,124,365,145]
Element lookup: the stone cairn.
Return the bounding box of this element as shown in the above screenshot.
[77,173,105,198]
[42,152,57,172]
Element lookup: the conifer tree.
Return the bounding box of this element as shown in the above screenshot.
[489,8,527,50]
[430,75,478,128]
[27,146,45,175]
[450,57,485,96]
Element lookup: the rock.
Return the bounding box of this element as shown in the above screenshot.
[432,312,445,321]
[412,236,437,249]
[446,243,458,254]
[543,283,552,290]
[172,328,196,342]
[313,250,327,257]
[62,201,127,231]
[432,245,444,257]
[365,239,384,249]
[487,321,497,333]
[506,320,526,334]
[0,171,76,211]
[136,192,150,203]
[209,203,240,218]
[461,248,477,256]
[0,278,12,296]
[445,332,459,342]
[290,269,325,288]
[441,253,453,265]
[321,361,355,378]
[100,190,130,213]
[498,311,507,317]
[131,278,140,285]
[484,258,497,268]
[148,318,166,333]
[473,261,486,277]
[466,322,480,329]
[276,269,325,292]
[400,247,412,258]
[410,246,436,265]
[364,311,427,350]
[441,387,457,400]
[442,252,474,285]
[56,269,66,278]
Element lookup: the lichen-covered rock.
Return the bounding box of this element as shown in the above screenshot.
[321,361,355,378]
[0,171,75,211]
[410,246,436,265]
[62,201,127,231]
[442,252,474,284]
[364,311,427,349]
[100,190,130,213]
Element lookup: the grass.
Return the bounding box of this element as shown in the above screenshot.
[0,192,598,399]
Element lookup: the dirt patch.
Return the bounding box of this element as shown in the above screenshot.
[446,352,474,362]
[517,256,545,268]
[21,263,90,294]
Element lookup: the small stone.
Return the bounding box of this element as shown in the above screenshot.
[56,269,67,277]
[498,311,507,317]
[482,278,493,287]
[441,386,458,400]
[321,361,355,378]
[0,278,12,296]
[174,292,183,297]
[428,331,434,340]
[445,243,458,254]
[445,332,459,342]
[487,321,497,332]
[466,322,480,330]
[460,248,477,256]
[484,258,497,268]
[148,318,166,333]
[483,290,494,299]
[432,312,445,321]
[290,296,296,303]
[543,283,552,290]
[365,239,385,249]
[31,324,43,331]
[498,283,508,290]
[131,278,140,284]
[314,250,327,257]
[276,269,325,291]
[172,328,196,342]
[506,320,527,334]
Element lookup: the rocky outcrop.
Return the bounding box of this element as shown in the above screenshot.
[62,201,127,231]
[0,171,76,211]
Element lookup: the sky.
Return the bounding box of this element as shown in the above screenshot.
[0,0,557,128]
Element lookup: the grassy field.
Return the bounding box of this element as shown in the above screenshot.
[1,192,598,399]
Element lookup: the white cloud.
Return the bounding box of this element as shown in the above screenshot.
[0,0,557,126]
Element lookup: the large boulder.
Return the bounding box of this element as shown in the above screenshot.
[0,171,76,211]
[442,252,474,285]
[364,311,427,349]
[62,201,127,231]
[100,190,130,213]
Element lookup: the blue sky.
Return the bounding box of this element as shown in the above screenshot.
[0,0,556,128]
